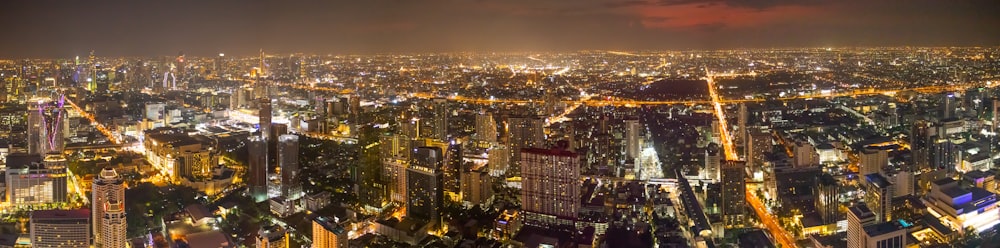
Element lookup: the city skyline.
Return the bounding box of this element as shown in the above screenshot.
[0,0,998,58]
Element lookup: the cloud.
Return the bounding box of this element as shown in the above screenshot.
[632,2,823,30]
[603,0,652,8]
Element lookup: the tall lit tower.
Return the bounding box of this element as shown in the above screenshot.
[474,111,497,143]
[625,119,641,159]
[278,134,301,200]
[248,135,268,202]
[737,103,748,155]
[407,147,444,222]
[99,200,127,248]
[28,96,66,155]
[259,49,266,79]
[92,167,124,247]
[433,98,448,141]
[505,116,544,175]
[720,161,746,227]
[259,98,273,141]
[520,146,580,227]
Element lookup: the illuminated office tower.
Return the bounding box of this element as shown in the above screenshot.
[864,173,894,222]
[249,135,269,203]
[278,134,301,200]
[92,167,124,247]
[99,200,127,248]
[520,146,580,227]
[6,153,67,205]
[433,98,448,141]
[27,96,66,155]
[815,173,843,224]
[30,209,91,247]
[720,161,746,227]
[259,98,273,141]
[407,147,444,222]
[625,119,641,160]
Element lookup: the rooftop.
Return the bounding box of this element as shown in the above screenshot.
[521,147,577,157]
[31,209,90,220]
[865,173,892,189]
[863,221,905,237]
[848,204,875,220]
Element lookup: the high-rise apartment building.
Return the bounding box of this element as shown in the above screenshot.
[520,147,580,227]
[92,167,124,247]
[505,116,544,174]
[847,204,877,248]
[720,161,746,227]
[312,216,348,248]
[99,200,127,248]
[847,203,907,248]
[864,173,894,223]
[433,98,448,141]
[407,147,444,222]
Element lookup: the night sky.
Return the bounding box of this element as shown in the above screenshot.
[1,0,998,58]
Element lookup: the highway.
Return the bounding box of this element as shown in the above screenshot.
[705,71,738,160]
[706,69,795,247]
[65,98,120,145]
[747,186,797,248]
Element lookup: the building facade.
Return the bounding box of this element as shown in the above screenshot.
[520,147,580,227]
[30,209,91,247]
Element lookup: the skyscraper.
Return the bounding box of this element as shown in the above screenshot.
[27,96,66,155]
[720,161,746,227]
[92,167,124,247]
[864,173,894,223]
[248,135,269,203]
[737,103,748,153]
[30,209,91,247]
[259,98,273,141]
[474,111,497,143]
[815,173,843,224]
[278,134,301,200]
[99,200,127,248]
[505,116,544,175]
[625,119,642,160]
[847,203,908,248]
[847,204,877,248]
[433,98,448,141]
[6,153,68,205]
[520,146,580,227]
[407,147,444,222]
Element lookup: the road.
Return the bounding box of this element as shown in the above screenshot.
[747,186,797,248]
[65,98,120,145]
[706,69,794,247]
[705,70,738,160]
